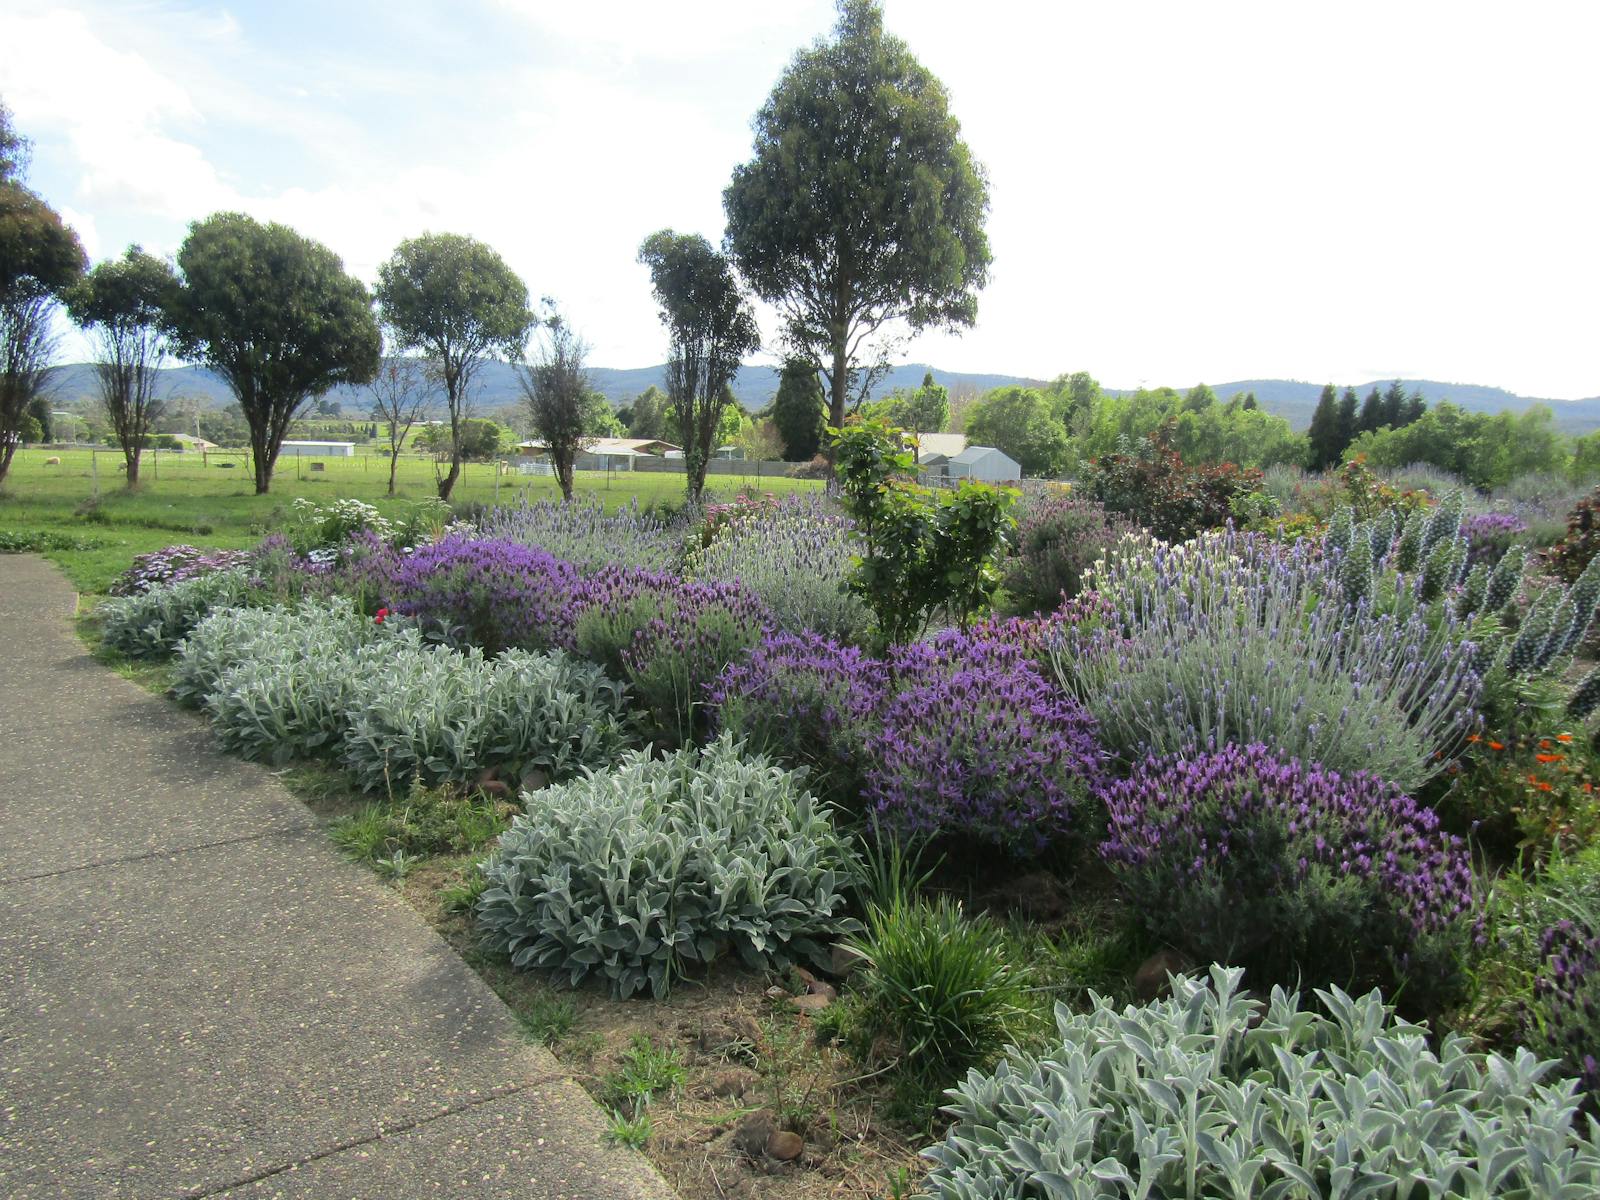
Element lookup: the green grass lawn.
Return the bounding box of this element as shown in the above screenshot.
[0,447,819,593]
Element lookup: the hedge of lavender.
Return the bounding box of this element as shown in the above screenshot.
[1461,510,1529,569]
[1101,743,1477,995]
[110,544,253,596]
[715,628,1106,853]
[381,535,585,654]
[482,497,679,574]
[687,493,870,643]
[1060,530,1481,791]
[1528,915,1600,1102]
[574,569,772,746]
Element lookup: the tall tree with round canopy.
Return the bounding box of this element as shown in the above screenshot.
[723,0,991,435]
[167,213,380,494]
[375,233,531,501]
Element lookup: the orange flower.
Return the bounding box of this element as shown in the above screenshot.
[1528,774,1543,786]
[1489,741,1505,751]
[1537,781,1553,792]
[1540,739,1552,750]
[1536,753,1564,764]
[1467,733,1482,744]
[1557,733,1574,743]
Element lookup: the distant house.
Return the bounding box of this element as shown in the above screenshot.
[914,432,968,464]
[946,445,1021,483]
[170,433,220,452]
[516,437,681,471]
[279,440,355,458]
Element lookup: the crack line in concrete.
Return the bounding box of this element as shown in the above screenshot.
[177,1073,579,1198]
[0,824,317,888]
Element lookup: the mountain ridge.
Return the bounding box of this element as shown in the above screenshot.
[45,363,1600,434]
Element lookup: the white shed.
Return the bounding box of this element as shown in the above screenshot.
[279,440,355,458]
[946,445,1021,483]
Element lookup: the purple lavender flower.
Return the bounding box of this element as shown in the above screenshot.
[1101,743,1477,996]
[110,544,252,596]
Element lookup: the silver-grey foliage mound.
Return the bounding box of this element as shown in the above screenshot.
[476,735,861,999]
[920,964,1600,1200]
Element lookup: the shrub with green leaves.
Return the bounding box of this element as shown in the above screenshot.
[99,568,253,658]
[341,645,628,791]
[475,736,860,999]
[921,964,1600,1200]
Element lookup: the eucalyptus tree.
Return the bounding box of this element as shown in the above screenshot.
[521,303,592,501]
[65,247,180,486]
[637,229,759,501]
[167,213,380,494]
[375,233,531,500]
[723,0,991,433]
[0,104,85,486]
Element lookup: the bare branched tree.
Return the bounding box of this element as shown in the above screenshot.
[0,293,60,482]
[365,353,430,496]
[64,247,178,486]
[520,304,593,501]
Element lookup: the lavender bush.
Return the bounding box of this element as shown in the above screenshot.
[381,535,584,654]
[1059,530,1481,791]
[1461,510,1529,568]
[715,629,1106,852]
[1000,490,1135,613]
[109,544,252,596]
[1528,912,1600,1103]
[573,569,772,746]
[866,633,1106,852]
[483,497,679,574]
[687,493,870,643]
[712,631,886,803]
[1102,744,1477,995]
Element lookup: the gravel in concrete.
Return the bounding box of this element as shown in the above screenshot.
[0,555,676,1200]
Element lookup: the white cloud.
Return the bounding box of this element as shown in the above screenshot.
[5,0,1598,397]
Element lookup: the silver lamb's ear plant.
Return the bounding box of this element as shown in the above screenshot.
[918,965,1600,1200]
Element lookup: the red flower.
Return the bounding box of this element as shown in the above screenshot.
[375,607,389,624]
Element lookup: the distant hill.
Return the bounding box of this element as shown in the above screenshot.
[1156,379,1600,434]
[45,362,1600,433]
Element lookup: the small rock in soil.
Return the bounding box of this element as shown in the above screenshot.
[830,943,868,979]
[766,1130,804,1162]
[790,992,831,1013]
[1134,947,1194,1000]
[708,1068,758,1099]
[732,1112,777,1159]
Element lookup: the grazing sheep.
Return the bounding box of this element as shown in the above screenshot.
[44,456,61,466]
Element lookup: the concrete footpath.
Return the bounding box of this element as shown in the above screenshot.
[0,555,675,1200]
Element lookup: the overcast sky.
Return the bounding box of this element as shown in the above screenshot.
[2,0,1596,398]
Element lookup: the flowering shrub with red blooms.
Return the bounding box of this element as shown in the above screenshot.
[110,544,252,596]
[715,628,1107,853]
[1527,916,1600,1104]
[1545,484,1600,584]
[1445,731,1600,861]
[1101,743,1477,998]
[1082,430,1264,542]
[381,535,585,655]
